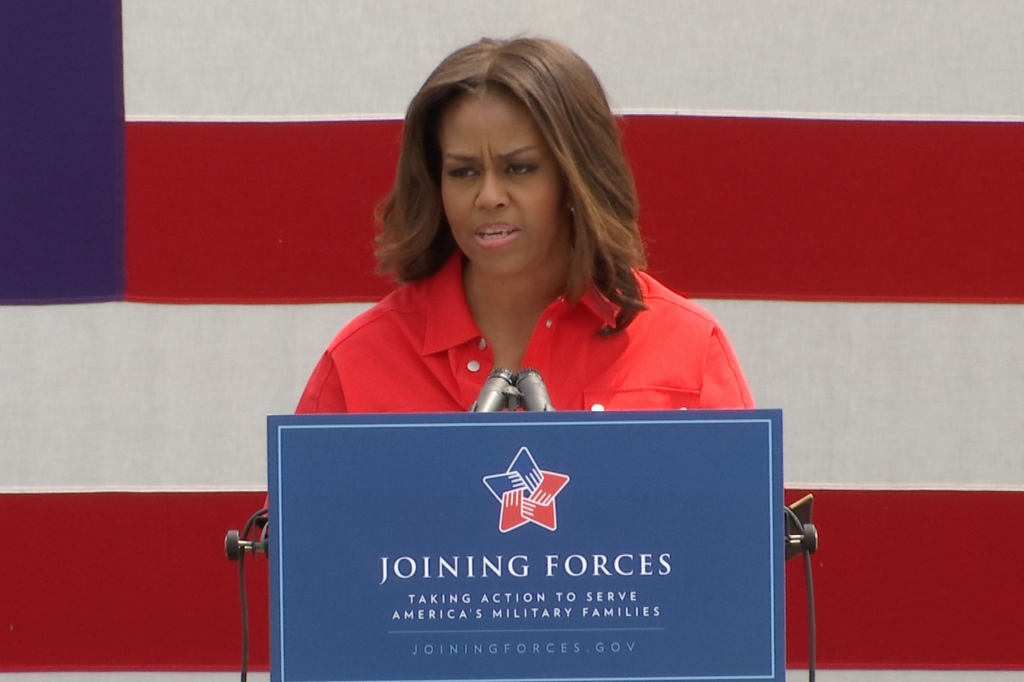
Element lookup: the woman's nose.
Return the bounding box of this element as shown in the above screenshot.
[475,170,509,209]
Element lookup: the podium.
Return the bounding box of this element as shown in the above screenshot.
[268,409,784,682]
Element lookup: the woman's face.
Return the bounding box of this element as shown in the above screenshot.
[438,90,572,288]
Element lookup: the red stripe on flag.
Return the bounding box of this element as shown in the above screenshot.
[125,118,1024,303]
[2,490,1022,671]
[1,492,269,671]
[125,121,398,302]
[626,117,1024,302]
[784,489,1024,670]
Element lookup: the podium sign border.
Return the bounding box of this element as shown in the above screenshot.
[268,410,784,682]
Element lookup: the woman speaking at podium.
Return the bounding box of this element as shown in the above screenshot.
[296,37,753,414]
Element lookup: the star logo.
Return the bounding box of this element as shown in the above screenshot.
[483,447,570,532]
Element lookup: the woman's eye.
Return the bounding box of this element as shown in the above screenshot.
[447,167,477,178]
[507,163,536,175]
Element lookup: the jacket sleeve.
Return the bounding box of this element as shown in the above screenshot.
[295,351,348,414]
[269,352,346,508]
[699,325,755,409]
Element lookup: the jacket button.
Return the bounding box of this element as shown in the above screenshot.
[590,403,605,411]
[467,360,481,372]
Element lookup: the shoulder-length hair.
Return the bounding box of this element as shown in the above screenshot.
[376,37,647,331]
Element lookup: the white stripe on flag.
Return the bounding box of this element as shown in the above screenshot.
[122,0,1024,122]
[3,301,1022,492]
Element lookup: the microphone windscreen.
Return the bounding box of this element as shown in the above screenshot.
[471,367,516,412]
[516,368,555,412]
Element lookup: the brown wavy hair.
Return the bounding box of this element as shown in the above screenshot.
[375,37,647,331]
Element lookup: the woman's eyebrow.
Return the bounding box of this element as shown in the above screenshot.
[497,145,537,160]
[442,145,538,163]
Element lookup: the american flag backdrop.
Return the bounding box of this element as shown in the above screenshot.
[2,1,1023,681]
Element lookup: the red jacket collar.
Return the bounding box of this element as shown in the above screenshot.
[421,253,618,355]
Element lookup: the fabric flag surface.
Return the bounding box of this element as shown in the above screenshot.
[2,1,1023,681]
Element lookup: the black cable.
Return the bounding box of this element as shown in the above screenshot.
[235,508,268,682]
[258,516,269,548]
[239,507,267,544]
[238,546,249,682]
[804,549,816,682]
[784,506,816,682]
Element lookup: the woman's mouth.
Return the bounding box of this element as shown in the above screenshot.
[474,223,520,249]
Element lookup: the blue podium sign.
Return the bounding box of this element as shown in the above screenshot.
[268,410,784,682]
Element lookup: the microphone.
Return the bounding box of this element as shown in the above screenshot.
[471,367,517,412]
[515,368,555,412]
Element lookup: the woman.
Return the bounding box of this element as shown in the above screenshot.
[297,37,753,413]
